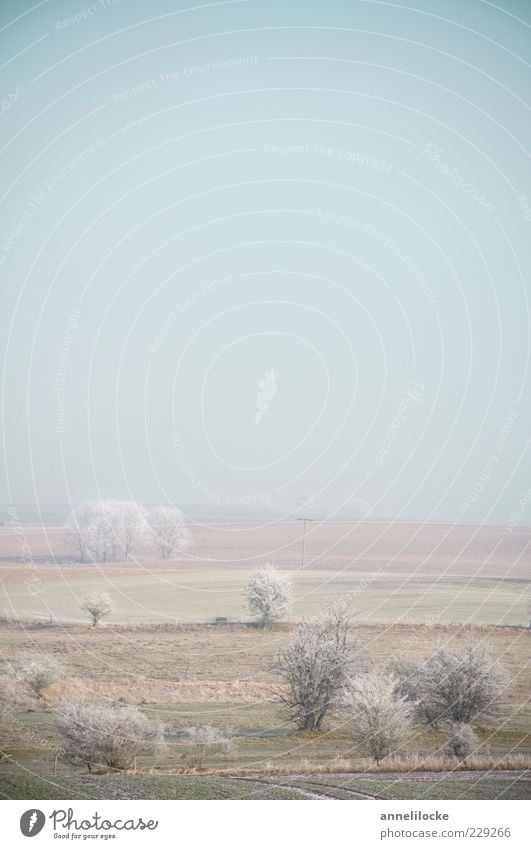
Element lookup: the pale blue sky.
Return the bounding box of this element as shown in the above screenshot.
[0,0,530,524]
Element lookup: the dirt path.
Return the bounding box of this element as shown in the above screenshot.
[292,777,383,799]
[225,774,385,800]
[224,775,335,800]
[226,769,529,800]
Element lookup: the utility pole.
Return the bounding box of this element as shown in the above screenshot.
[297,517,314,569]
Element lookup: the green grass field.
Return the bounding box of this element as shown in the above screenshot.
[0,769,304,800]
[0,567,528,626]
[276,774,531,800]
[0,767,528,801]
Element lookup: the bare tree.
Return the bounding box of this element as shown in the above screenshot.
[65,501,149,563]
[87,502,114,562]
[66,501,194,564]
[182,725,231,769]
[400,643,504,727]
[56,697,165,771]
[148,505,192,560]
[64,502,94,563]
[65,501,113,563]
[245,565,292,626]
[93,500,148,562]
[276,602,356,731]
[445,722,480,762]
[115,501,149,561]
[80,592,112,627]
[14,653,64,698]
[341,671,414,764]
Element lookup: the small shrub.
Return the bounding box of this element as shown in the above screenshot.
[394,643,505,727]
[182,725,231,769]
[446,722,480,762]
[80,592,112,627]
[342,671,415,764]
[245,565,291,626]
[56,697,165,771]
[0,672,24,724]
[14,653,64,698]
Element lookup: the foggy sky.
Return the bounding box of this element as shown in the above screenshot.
[1,0,530,525]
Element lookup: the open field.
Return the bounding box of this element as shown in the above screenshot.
[288,772,531,800]
[0,768,529,801]
[1,519,530,577]
[1,566,528,625]
[0,620,529,798]
[0,521,529,625]
[0,521,529,799]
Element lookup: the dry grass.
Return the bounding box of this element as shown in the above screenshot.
[48,677,271,704]
[206,752,531,778]
[2,622,528,712]
[115,753,531,780]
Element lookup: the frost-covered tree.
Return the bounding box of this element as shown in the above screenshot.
[56,698,165,771]
[276,602,356,731]
[147,505,192,560]
[86,502,113,562]
[64,501,149,563]
[395,644,504,727]
[245,565,291,626]
[14,653,64,698]
[393,654,440,729]
[80,592,112,627]
[64,502,94,562]
[65,501,192,563]
[342,671,414,763]
[116,501,149,560]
